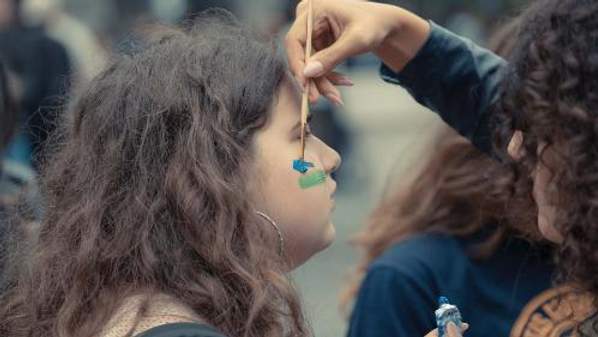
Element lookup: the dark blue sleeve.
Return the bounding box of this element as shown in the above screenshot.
[347,266,437,337]
[380,22,507,155]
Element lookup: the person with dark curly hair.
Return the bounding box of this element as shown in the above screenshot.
[0,10,343,337]
[284,0,597,336]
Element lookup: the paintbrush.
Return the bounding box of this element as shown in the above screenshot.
[292,0,315,175]
[293,0,328,189]
[292,0,331,189]
[300,0,313,161]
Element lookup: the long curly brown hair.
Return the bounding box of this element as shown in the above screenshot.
[496,0,598,300]
[0,11,311,337]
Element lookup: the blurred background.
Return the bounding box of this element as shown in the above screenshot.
[0,0,528,336]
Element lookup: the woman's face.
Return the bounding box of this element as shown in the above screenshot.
[249,78,341,269]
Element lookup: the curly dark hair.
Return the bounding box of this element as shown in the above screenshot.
[498,0,598,300]
[0,11,311,337]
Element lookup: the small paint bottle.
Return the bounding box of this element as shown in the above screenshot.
[435,296,463,337]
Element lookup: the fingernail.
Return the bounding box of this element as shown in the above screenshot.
[447,322,462,337]
[336,77,354,86]
[326,93,344,107]
[304,61,324,78]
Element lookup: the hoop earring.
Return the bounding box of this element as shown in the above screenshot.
[256,211,284,256]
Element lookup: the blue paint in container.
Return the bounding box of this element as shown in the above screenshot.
[435,297,463,337]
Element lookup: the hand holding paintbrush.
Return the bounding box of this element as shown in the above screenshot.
[285,0,429,100]
[292,0,327,190]
[299,0,314,162]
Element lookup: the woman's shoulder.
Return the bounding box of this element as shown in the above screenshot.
[361,233,468,291]
[99,294,209,337]
[136,323,227,337]
[351,235,458,323]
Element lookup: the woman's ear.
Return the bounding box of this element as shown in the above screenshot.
[508,130,525,160]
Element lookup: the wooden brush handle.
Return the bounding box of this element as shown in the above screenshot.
[300,0,313,160]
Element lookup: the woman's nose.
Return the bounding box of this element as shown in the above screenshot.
[323,146,341,175]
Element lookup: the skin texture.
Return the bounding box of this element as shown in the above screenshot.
[250,79,341,268]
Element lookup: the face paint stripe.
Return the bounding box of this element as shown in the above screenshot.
[293,159,314,174]
[299,170,326,189]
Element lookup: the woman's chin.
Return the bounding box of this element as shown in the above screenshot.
[322,221,336,247]
[287,224,336,270]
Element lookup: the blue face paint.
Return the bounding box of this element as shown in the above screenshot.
[293,159,325,189]
[292,159,314,174]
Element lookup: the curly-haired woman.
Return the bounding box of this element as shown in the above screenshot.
[0,10,343,337]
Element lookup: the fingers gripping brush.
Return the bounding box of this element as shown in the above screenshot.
[292,0,326,189]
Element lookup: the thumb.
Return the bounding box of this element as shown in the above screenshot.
[303,30,369,78]
[446,322,463,337]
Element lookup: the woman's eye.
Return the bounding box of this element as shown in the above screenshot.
[296,125,313,140]
[305,125,313,137]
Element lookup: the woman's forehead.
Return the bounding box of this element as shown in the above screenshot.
[273,79,302,119]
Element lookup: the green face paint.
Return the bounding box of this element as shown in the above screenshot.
[299,169,326,189]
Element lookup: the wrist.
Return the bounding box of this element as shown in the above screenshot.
[374,6,431,72]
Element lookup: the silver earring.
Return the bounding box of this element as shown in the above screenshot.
[256,211,284,256]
